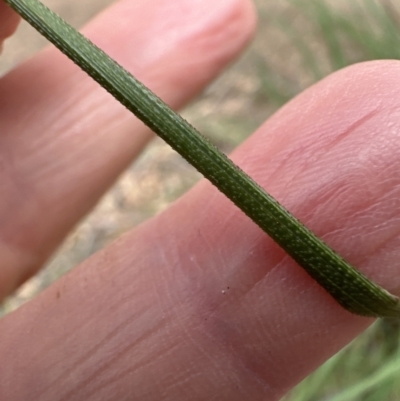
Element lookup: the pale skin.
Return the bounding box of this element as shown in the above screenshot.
[1,0,400,400]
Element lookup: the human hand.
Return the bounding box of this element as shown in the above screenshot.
[1,1,400,400]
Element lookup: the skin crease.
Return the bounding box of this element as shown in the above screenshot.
[1,2,400,401]
[0,0,256,299]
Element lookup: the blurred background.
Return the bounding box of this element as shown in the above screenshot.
[2,0,400,399]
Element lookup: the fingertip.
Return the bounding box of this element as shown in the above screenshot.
[84,0,257,93]
[0,3,20,47]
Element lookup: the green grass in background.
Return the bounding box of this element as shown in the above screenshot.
[256,0,400,107]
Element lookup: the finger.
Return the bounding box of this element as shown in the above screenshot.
[0,2,19,49]
[4,61,395,401]
[0,0,256,299]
